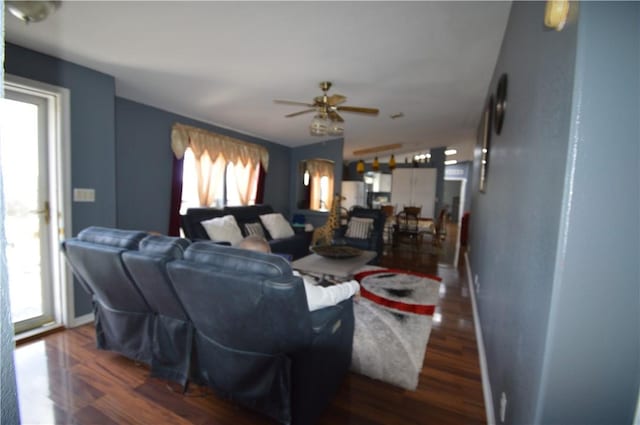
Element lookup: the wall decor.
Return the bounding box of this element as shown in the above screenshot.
[479,96,493,192]
[494,74,507,134]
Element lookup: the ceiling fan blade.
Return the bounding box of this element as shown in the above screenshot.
[328,111,344,122]
[337,106,380,115]
[274,99,315,107]
[327,94,347,106]
[285,109,315,118]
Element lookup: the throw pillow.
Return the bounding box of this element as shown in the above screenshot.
[259,213,295,239]
[345,217,374,239]
[244,222,265,238]
[200,215,243,245]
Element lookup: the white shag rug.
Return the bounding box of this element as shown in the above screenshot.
[350,267,441,390]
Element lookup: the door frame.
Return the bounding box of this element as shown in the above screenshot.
[5,74,74,329]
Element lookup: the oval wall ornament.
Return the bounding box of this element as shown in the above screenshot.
[494,73,508,135]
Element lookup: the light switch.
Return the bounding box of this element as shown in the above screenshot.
[73,188,95,202]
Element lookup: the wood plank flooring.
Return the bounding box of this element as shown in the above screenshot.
[13,224,485,424]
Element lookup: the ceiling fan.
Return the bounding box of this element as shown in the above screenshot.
[274,81,379,136]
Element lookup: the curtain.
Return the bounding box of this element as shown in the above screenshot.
[306,159,334,211]
[168,123,270,233]
[171,123,269,171]
[230,160,260,205]
[193,150,226,207]
[168,156,184,236]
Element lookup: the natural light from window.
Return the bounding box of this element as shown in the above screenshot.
[180,147,259,213]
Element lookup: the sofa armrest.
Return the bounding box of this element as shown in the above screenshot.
[308,299,352,335]
[290,298,354,424]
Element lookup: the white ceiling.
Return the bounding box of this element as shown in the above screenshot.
[5,1,511,162]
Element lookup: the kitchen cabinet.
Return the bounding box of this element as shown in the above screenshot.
[390,168,437,218]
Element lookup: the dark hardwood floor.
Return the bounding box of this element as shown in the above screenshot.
[14,224,485,424]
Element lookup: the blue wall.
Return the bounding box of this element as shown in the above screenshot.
[115,98,291,232]
[5,44,294,317]
[469,2,639,424]
[536,3,639,423]
[5,43,117,316]
[289,139,344,228]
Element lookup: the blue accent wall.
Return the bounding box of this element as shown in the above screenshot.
[289,139,344,228]
[115,98,291,232]
[536,3,639,423]
[5,43,117,317]
[469,2,639,424]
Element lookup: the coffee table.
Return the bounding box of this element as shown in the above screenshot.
[292,250,376,280]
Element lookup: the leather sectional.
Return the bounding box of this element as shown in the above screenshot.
[62,226,354,425]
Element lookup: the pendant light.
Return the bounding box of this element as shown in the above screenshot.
[356,160,365,174]
[389,154,396,170]
[372,157,380,171]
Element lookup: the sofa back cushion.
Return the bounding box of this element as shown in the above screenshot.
[168,242,311,352]
[182,205,274,240]
[122,235,190,318]
[62,226,149,311]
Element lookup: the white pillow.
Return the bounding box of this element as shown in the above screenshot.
[200,215,243,245]
[345,216,374,239]
[259,213,295,239]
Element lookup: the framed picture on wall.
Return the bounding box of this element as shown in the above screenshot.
[479,96,493,193]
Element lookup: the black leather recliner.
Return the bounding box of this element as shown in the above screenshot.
[167,242,354,425]
[334,206,386,264]
[122,235,193,387]
[62,226,153,363]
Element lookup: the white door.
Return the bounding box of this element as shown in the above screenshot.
[1,87,62,333]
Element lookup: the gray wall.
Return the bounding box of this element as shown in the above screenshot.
[469,2,639,424]
[536,3,639,424]
[289,139,344,228]
[5,43,117,317]
[0,26,21,425]
[115,98,291,232]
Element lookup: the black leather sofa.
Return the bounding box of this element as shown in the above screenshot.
[181,205,310,260]
[62,226,353,425]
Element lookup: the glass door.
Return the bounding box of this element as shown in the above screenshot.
[0,90,54,334]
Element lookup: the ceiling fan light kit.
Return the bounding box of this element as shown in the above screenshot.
[276,81,379,137]
[6,0,60,23]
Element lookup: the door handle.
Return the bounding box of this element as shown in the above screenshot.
[31,201,50,225]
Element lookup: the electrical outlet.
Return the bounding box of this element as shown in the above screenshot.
[500,392,507,423]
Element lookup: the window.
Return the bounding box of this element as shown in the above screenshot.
[169,123,269,236]
[306,159,335,212]
[179,147,260,213]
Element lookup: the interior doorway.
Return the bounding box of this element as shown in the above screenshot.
[443,177,467,266]
[1,75,72,336]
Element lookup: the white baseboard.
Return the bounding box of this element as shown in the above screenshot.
[465,252,496,425]
[70,313,94,328]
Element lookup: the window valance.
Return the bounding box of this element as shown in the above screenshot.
[171,123,269,171]
[305,159,334,177]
